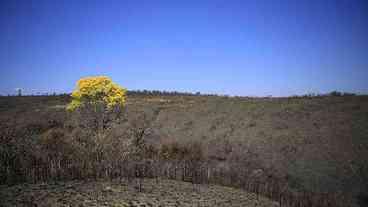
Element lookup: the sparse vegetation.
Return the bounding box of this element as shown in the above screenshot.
[1,91,367,206]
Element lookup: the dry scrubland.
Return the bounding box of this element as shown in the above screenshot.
[0,93,368,206]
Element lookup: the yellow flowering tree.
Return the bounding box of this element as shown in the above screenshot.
[67,76,127,111]
[67,75,128,135]
[67,76,129,177]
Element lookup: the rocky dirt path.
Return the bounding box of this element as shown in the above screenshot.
[0,179,278,207]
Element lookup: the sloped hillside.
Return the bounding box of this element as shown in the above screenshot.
[1,94,367,205]
[125,95,368,194]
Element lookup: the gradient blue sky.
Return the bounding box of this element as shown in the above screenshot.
[1,0,367,96]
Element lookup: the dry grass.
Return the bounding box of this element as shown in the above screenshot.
[1,94,367,206]
[0,179,278,207]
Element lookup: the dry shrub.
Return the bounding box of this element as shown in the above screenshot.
[0,107,354,206]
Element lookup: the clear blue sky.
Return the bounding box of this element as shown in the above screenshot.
[1,0,367,96]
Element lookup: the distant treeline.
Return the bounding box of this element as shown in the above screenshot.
[127,89,217,97]
[289,91,358,98]
[0,90,362,98]
[0,92,70,97]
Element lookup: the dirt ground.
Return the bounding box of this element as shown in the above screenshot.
[0,179,278,207]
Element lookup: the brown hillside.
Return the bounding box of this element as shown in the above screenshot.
[1,94,367,205]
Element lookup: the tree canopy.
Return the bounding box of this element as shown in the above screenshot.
[67,76,127,111]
